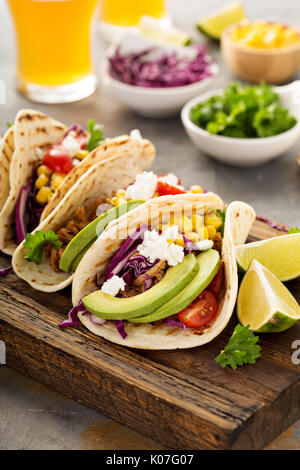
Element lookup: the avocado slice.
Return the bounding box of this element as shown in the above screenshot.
[129,249,220,323]
[82,253,199,320]
[59,200,144,273]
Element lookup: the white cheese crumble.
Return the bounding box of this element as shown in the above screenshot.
[61,135,81,158]
[101,275,126,297]
[191,239,214,251]
[130,129,142,140]
[137,229,184,266]
[35,147,44,158]
[163,224,179,240]
[126,171,158,201]
[158,173,184,190]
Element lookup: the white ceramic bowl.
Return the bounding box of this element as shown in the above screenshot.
[108,64,219,118]
[181,81,300,167]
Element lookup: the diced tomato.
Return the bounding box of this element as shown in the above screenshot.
[157,181,186,196]
[177,290,218,328]
[207,263,224,298]
[43,147,74,174]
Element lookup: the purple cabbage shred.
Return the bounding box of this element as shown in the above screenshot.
[58,300,87,328]
[114,320,127,339]
[0,266,13,276]
[165,318,186,330]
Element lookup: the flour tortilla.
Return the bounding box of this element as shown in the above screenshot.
[0,109,152,255]
[12,141,155,292]
[72,194,256,349]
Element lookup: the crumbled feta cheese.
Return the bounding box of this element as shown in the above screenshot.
[130,129,142,140]
[158,173,184,190]
[137,229,184,266]
[61,135,81,158]
[126,171,158,201]
[191,239,214,251]
[101,275,126,297]
[163,225,179,240]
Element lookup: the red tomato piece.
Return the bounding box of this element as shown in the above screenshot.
[75,133,89,149]
[177,290,218,328]
[207,263,224,298]
[43,147,74,174]
[157,181,186,196]
[158,174,182,185]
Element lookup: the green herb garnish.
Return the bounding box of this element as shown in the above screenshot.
[216,207,227,237]
[85,119,104,152]
[190,82,297,138]
[6,122,13,128]
[215,324,261,370]
[288,227,300,234]
[24,231,62,265]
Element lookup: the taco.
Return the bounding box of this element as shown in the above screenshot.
[12,139,156,292]
[0,109,144,256]
[68,193,255,349]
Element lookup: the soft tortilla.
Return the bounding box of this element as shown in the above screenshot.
[12,142,155,292]
[0,126,15,213]
[0,109,67,255]
[72,194,256,349]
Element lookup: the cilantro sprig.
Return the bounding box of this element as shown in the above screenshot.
[23,231,62,265]
[85,119,104,152]
[215,325,261,370]
[288,227,300,234]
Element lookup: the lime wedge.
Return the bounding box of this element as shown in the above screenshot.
[237,260,300,333]
[236,233,300,282]
[139,16,191,46]
[196,2,246,40]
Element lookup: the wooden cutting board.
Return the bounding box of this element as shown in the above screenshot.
[0,218,299,450]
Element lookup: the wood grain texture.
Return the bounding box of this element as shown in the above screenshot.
[0,219,299,450]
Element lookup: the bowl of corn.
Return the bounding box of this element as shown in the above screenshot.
[221,20,300,84]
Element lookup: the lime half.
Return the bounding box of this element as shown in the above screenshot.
[196,2,246,40]
[237,260,300,333]
[139,16,191,46]
[236,233,300,282]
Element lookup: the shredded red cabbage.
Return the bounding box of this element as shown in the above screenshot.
[90,314,106,325]
[15,180,32,244]
[104,224,148,281]
[142,274,153,290]
[114,320,127,339]
[0,266,13,276]
[58,300,87,328]
[109,45,213,88]
[256,216,289,232]
[165,318,186,330]
[122,254,158,285]
[183,234,192,254]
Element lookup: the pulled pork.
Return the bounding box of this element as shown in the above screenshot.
[213,232,223,254]
[119,259,167,298]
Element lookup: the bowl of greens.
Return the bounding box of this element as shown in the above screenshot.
[181,81,300,166]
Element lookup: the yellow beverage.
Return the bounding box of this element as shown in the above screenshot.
[7,0,99,100]
[100,0,167,27]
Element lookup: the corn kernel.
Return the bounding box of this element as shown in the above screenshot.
[108,196,119,206]
[50,173,65,192]
[185,231,200,243]
[173,217,193,233]
[204,215,222,230]
[192,214,203,232]
[35,174,49,189]
[37,165,52,176]
[75,149,89,160]
[174,237,185,247]
[206,225,217,239]
[116,189,126,198]
[190,185,203,194]
[198,226,209,240]
[36,187,53,204]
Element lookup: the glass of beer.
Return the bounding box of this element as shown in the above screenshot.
[99,0,168,39]
[7,0,100,103]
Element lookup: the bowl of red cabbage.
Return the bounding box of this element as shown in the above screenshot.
[107,35,218,117]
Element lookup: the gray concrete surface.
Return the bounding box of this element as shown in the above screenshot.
[0,0,299,450]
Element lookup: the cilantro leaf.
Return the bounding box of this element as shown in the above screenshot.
[85,119,103,152]
[23,231,62,265]
[288,227,300,234]
[216,207,227,237]
[215,325,261,370]
[6,122,13,128]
